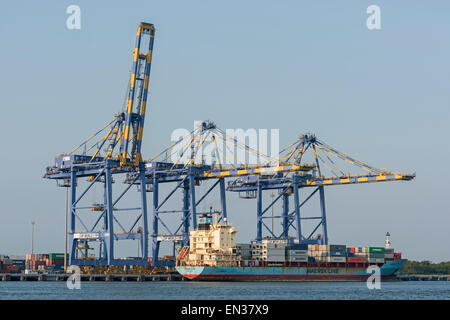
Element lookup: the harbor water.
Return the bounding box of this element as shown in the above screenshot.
[0,281,448,300]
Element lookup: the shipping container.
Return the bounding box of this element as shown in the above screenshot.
[264,256,285,262]
[49,258,65,265]
[49,253,69,260]
[329,251,346,257]
[236,243,251,249]
[287,250,307,255]
[12,259,25,265]
[263,255,285,259]
[330,256,346,263]
[287,244,308,250]
[355,247,365,253]
[317,244,346,251]
[288,256,308,262]
[330,245,346,251]
[347,257,365,263]
[365,247,385,253]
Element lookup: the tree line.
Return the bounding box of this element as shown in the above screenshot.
[399,260,450,275]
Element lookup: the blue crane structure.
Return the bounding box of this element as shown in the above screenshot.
[123,121,316,265]
[43,22,415,267]
[43,22,156,266]
[226,134,415,244]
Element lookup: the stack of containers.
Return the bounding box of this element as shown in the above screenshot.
[327,244,347,263]
[5,264,20,273]
[346,247,355,257]
[366,247,385,263]
[0,256,11,273]
[48,253,67,265]
[307,244,346,263]
[384,248,394,259]
[46,253,68,271]
[26,254,49,271]
[307,245,319,262]
[353,247,366,259]
[353,247,385,263]
[286,244,308,262]
[346,247,364,263]
[236,243,252,261]
[261,240,287,262]
[250,241,263,261]
[12,259,25,273]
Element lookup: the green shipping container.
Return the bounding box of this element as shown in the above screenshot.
[49,253,69,260]
[365,247,385,253]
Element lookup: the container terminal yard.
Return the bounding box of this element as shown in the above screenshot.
[2,22,427,282]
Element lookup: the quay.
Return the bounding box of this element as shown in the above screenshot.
[2,273,449,282]
[0,273,185,282]
[397,274,449,281]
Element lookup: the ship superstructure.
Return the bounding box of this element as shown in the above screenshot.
[178,214,240,267]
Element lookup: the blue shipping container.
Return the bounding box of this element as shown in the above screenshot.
[330,251,346,256]
[287,244,308,250]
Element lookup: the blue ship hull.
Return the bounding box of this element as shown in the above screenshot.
[176,260,406,281]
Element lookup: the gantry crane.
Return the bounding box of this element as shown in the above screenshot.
[226,134,415,243]
[43,22,156,266]
[124,121,318,264]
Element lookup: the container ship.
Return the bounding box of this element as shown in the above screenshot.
[175,215,405,281]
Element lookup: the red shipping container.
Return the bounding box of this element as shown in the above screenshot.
[6,265,19,271]
[347,257,365,263]
[48,259,64,266]
[394,252,402,260]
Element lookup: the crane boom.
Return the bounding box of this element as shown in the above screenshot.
[120,22,155,166]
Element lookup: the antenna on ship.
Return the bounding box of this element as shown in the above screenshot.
[385,232,391,248]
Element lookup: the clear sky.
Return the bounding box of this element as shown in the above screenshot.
[0,1,449,262]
